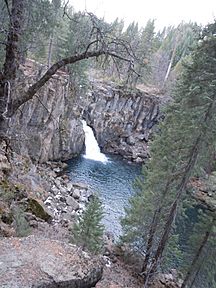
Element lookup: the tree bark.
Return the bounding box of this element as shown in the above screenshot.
[3,0,24,81]
[0,0,24,140]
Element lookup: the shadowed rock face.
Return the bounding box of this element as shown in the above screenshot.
[8,59,84,163]
[83,80,162,163]
[0,236,103,288]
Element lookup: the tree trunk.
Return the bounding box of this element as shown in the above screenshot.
[0,0,24,140]
[3,0,24,80]
[142,194,171,279]
[181,218,215,288]
[142,168,177,280]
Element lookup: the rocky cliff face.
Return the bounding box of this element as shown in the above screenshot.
[8,61,163,163]
[83,80,162,162]
[9,59,84,163]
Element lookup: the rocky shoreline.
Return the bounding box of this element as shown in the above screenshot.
[0,142,94,239]
[38,161,93,227]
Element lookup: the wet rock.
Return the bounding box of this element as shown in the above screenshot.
[62,174,70,181]
[59,186,68,196]
[126,135,136,146]
[0,236,103,288]
[55,193,66,203]
[50,185,59,195]
[54,178,62,188]
[53,167,61,173]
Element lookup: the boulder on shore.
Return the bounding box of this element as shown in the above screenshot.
[0,235,103,288]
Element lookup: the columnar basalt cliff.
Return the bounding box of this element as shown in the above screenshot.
[8,61,164,163]
[83,80,163,162]
[8,59,84,162]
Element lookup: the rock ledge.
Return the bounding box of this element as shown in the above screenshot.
[0,236,103,288]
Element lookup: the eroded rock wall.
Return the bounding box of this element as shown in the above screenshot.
[9,59,84,162]
[84,80,162,162]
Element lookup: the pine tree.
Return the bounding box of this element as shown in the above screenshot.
[134,19,156,85]
[121,21,216,286]
[71,195,105,254]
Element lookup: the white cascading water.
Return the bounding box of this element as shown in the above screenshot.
[82,120,108,163]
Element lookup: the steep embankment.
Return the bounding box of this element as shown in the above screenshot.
[83,80,164,162]
[8,59,84,162]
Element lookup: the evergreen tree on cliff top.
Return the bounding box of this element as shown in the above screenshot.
[121,22,216,286]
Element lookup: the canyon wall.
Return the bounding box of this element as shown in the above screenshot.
[8,61,163,163]
[9,59,84,162]
[83,80,162,162]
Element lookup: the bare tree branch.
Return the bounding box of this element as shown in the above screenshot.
[9,49,132,116]
[62,0,79,23]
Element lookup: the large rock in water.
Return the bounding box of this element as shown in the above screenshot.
[0,236,103,288]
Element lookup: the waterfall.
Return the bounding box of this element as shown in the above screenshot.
[82,120,108,163]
